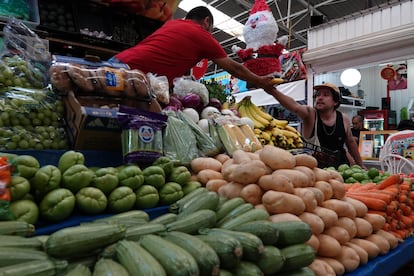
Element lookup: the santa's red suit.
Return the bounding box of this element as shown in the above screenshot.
[235,43,285,77]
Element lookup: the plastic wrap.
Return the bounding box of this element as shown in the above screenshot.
[172,76,209,106]
[162,111,198,166]
[118,105,168,165]
[147,73,169,105]
[1,17,50,88]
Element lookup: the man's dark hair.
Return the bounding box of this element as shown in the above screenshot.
[185,6,213,26]
[397,120,414,131]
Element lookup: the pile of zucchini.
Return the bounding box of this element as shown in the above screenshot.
[0,187,316,275]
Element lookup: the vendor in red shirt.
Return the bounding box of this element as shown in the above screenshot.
[112,6,277,93]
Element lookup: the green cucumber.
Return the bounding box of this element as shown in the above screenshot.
[273,221,312,247]
[256,245,285,274]
[236,220,280,245]
[230,261,262,276]
[280,244,316,272]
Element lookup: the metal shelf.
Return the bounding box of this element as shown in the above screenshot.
[340,96,366,110]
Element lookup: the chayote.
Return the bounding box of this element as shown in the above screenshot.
[9,175,31,201]
[13,155,40,179]
[61,164,94,193]
[117,165,145,190]
[58,150,85,173]
[91,167,119,195]
[31,165,62,195]
[143,165,165,189]
[107,186,136,213]
[135,185,159,209]
[168,166,191,186]
[76,187,108,215]
[159,182,184,205]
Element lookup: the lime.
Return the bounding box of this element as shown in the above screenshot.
[337,164,350,172]
[352,164,362,170]
[343,169,354,179]
[352,172,367,182]
[367,168,380,179]
[345,177,358,183]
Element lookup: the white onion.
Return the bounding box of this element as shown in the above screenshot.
[197,118,210,134]
[201,106,220,119]
[182,108,200,123]
[221,109,235,116]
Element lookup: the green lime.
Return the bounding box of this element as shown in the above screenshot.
[337,164,350,172]
[345,177,358,183]
[352,164,362,170]
[343,169,354,179]
[367,168,380,179]
[352,172,367,182]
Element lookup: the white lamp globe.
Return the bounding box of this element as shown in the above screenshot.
[340,68,361,87]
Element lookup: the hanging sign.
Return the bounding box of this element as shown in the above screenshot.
[380,66,396,80]
[191,59,208,80]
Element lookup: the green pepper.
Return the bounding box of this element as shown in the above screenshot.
[143,166,165,189]
[135,185,159,209]
[152,156,174,176]
[117,165,145,190]
[159,182,184,205]
[169,166,191,186]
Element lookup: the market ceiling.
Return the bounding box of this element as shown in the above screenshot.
[173,0,405,76]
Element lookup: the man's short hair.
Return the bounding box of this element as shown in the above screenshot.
[185,6,213,26]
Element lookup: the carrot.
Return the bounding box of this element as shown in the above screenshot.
[347,183,363,192]
[400,181,412,192]
[400,215,413,229]
[367,210,387,217]
[399,194,408,204]
[376,174,402,190]
[409,192,414,201]
[400,203,412,216]
[344,194,387,211]
[347,191,395,204]
[355,183,377,191]
[386,200,400,216]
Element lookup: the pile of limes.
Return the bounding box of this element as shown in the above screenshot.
[331,164,390,184]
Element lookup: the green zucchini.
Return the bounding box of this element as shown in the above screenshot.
[280,244,316,271]
[166,209,216,234]
[276,266,316,276]
[93,258,129,276]
[45,224,126,259]
[199,228,264,262]
[196,233,243,270]
[169,187,208,213]
[256,245,285,274]
[139,234,199,276]
[177,191,220,218]
[219,208,270,230]
[273,221,312,247]
[95,210,150,222]
[65,264,91,276]
[125,223,166,241]
[116,240,166,276]
[162,231,220,276]
[216,203,254,226]
[0,234,43,249]
[149,212,177,225]
[0,220,35,237]
[230,261,262,276]
[218,270,233,276]
[215,197,246,221]
[236,220,279,245]
[0,259,68,276]
[0,247,50,267]
[217,195,229,209]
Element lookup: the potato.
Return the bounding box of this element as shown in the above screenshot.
[191,157,222,173]
[214,153,231,164]
[336,217,357,239]
[375,229,399,250]
[293,165,316,184]
[363,213,386,232]
[336,245,361,272]
[345,241,369,265]
[321,199,357,218]
[313,206,339,229]
[269,213,302,222]
[217,182,244,199]
[313,167,331,182]
[349,238,381,259]
[305,187,325,205]
[259,145,296,170]
[306,234,320,251]
[206,179,228,192]
[240,184,263,205]
[272,169,310,188]
[317,234,342,257]
[262,190,305,215]
[343,196,368,218]
[365,233,390,255]
[258,174,295,193]
[197,169,223,185]
[317,257,345,276]
[299,212,325,235]
[323,226,351,245]
[294,153,318,169]
[232,149,251,164]
[294,188,317,212]
[229,160,267,184]
[328,179,346,199]
[354,217,373,238]
[309,259,336,276]
[314,181,333,200]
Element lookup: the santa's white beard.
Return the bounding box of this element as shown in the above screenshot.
[243,13,279,50]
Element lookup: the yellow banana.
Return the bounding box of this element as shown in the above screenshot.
[242,104,268,129]
[245,102,270,128]
[247,100,274,121]
[253,128,262,135]
[270,118,289,128]
[261,131,272,141]
[284,125,301,135]
[271,78,285,85]
[280,129,300,139]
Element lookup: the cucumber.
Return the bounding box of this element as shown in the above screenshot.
[215,197,246,221]
[162,231,220,276]
[230,261,262,276]
[236,220,280,245]
[177,191,220,218]
[199,228,264,262]
[219,208,270,230]
[256,245,285,274]
[280,244,316,271]
[273,221,312,247]
[139,234,199,276]
[166,209,216,234]
[196,233,243,270]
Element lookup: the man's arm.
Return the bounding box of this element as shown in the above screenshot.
[343,114,365,167]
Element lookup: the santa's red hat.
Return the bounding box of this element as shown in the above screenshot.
[250,0,271,14]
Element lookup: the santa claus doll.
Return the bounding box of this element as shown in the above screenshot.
[232,0,287,78]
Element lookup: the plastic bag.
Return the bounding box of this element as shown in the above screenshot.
[173,76,209,106]
[147,73,170,105]
[163,111,199,166]
[1,18,51,88]
[118,105,168,165]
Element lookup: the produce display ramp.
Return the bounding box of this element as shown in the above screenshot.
[346,237,414,276]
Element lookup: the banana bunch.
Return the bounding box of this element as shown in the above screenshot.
[237,96,303,149]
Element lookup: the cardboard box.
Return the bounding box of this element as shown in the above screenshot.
[64,91,122,151]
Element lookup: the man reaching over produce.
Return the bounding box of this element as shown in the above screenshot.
[265,82,365,169]
[110,6,276,93]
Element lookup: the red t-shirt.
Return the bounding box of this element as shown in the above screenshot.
[115,19,227,84]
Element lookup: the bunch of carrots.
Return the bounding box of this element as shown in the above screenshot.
[345,174,414,240]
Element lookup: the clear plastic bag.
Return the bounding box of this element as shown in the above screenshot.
[172,76,209,106]
[147,73,170,105]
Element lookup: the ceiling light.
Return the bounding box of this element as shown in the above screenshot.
[340,68,361,87]
[178,0,245,40]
